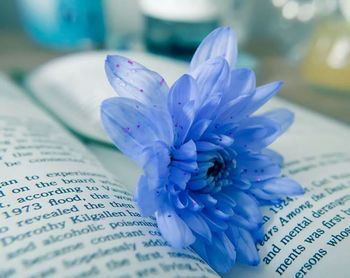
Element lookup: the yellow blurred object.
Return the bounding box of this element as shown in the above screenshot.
[302,21,350,92]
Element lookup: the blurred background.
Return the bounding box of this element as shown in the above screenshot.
[0,0,349,124]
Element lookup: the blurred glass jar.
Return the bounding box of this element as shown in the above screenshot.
[302,0,350,92]
[17,0,105,50]
[139,0,222,57]
[231,0,338,60]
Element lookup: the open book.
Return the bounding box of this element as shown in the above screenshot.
[1,52,349,278]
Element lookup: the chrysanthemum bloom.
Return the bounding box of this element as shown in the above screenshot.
[101,27,304,273]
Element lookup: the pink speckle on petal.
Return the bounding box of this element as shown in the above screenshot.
[139,89,144,92]
[127,60,133,65]
[160,78,164,85]
[116,64,120,68]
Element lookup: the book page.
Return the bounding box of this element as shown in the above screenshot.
[25,51,350,277]
[0,75,218,278]
[225,100,350,278]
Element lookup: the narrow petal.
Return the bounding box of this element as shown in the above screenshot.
[173,101,196,147]
[242,81,283,116]
[191,57,230,109]
[168,74,196,114]
[191,239,208,262]
[222,68,256,103]
[187,119,212,141]
[228,226,259,266]
[181,212,212,242]
[233,152,281,182]
[190,26,237,71]
[171,160,198,173]
[156,206,195,249]
[222,188,262,226]
[206,233,236,273]
[134,176,162,216]
[172,140,197,161]
[105,55,169,108]
[261,108,294,134]
[101,97,164,164]
[233,117,280,151]
[254,177,304,197]
[168,166,191,190]
[142,141,171,189]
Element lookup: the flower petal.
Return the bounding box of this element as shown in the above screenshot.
[187,119,212,141]
[228,226,259,266]
[156,206,195,249]
[134,176,162,216]
[261,108,294,134]
[206,233,236,273]
[243,81,283,116]
[253,177,304,198]
[168,74,196,114]
[172,140,197,161]
[191,57,230,109]
[168,166,191,190]
[190,26,237,71]
[142,141,171,189]
[101,97,167,164]
[172,100,196,147]
[105,55,168,108]
[222,68,256,103]
[181,212,212,242]
[233,152,281,182]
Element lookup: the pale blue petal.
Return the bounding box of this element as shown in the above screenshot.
[196,141,222,152]
[195,91,223,121]
[172,140,197,161]
[105,55,168,108]
[134,176,162,216]
[156,206,195,249]
[201,211,228,232]
[254,177,304,198]
[261,108,294,134]
[242,81,283,116]
[181,212,212,242]
[202,133,234,148]
[206,233,235,273]
[211,93,253,130]
[168,166,191,190]
[168,74,197,115]
[190,26,237,71]
[222,188,262,226]
[101,97,162,164]
[221,68,256,103]
[191,239,208,261]
[191,57,230,108]
[228,226,259,266]
[233,152,281,182]
[187,119,212,141]
[171,160,198,173]
[142,141,171,189]
[233,116,280,151]
[173,101,196,147]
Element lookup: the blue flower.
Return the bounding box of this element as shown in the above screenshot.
[101,27,304,273]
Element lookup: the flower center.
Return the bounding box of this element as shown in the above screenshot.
[207,160,224,177]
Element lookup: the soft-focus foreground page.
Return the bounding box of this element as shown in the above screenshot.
[0,75,218,278]
[226,99,350,278]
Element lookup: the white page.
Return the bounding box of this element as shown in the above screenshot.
[225,100,350,278]
[0,75,218,278]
